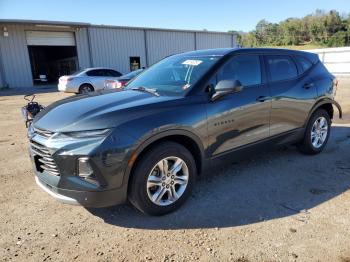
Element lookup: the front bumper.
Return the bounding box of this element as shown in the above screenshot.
[35,175,127,207]
[28,127,135,208]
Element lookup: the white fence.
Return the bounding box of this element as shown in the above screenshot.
[306,47,350,76]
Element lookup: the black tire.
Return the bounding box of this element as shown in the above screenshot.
[79,84,94,94]
[298,109,331,155]
[129,141,197,216]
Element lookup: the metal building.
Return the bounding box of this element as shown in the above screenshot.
[0,19,237,88]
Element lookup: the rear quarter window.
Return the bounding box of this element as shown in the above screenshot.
[295,56,313,73]
[86,70,102,77]
[266,55,298,82]
[107,70,122,77]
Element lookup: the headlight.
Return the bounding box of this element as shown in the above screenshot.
[64,128,111,138]
[27,123,35,138]
[53,128,111,140]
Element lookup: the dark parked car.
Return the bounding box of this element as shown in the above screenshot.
[28,48,342,215]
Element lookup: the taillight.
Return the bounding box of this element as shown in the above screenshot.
[104,80,128,89]
[116,82,123,88]
[60,77,73,83]
[117,80,128,88]
[333,78,338,88]
[104,79,118,89]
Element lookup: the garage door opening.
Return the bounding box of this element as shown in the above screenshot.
[26,31,78,85]
[28,45,78,85]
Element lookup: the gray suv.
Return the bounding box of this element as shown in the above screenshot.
[29,48,341,215]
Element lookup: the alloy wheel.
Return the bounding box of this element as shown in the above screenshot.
[80,86,93,94]
[311,116,328,149]
[146,156,189,206]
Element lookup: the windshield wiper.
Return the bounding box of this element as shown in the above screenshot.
[130,86,160,96]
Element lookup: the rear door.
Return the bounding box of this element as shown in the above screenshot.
[265,55,317,136]
[87,69,111,90]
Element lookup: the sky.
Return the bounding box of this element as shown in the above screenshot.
[0,0,349,32]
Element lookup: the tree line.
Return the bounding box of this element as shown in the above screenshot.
[233,10,350,48]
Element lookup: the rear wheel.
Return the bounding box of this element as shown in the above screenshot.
[129,142,197,216]
[298,109,331,154]
[79,84,94,94]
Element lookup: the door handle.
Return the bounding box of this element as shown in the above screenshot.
[303,83,314,89]
[256,96,269,102]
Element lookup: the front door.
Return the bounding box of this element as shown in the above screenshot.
[206,54,271,156]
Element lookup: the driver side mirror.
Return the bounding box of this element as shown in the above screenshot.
[211,80,243,101]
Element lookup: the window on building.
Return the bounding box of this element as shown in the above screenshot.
[130,57,141,71]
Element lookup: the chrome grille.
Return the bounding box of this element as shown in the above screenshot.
[34,127,54,138]
[30,140,60,176]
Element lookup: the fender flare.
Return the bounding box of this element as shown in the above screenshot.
[332,100,343,119]
[122,128,206,188]
[306,98,342,126]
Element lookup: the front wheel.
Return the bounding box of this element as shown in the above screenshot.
[298,109,331,154]
[129,142,197,215]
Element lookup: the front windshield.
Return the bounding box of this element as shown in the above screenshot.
[126,55,220,96]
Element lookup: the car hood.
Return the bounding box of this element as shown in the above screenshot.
[33,90,180,132]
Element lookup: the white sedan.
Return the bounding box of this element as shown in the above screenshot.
[58,67,122,94]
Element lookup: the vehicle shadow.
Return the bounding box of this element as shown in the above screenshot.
[87,126,350,230]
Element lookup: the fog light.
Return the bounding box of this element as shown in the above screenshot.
[78,157,93,178]
[78,158,100,186]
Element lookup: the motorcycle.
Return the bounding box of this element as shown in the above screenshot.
[21,94,44,127]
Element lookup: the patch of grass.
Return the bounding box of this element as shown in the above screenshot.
[260,44,324,50]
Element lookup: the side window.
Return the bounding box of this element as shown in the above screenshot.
[86,70,100,77]
[218,55,261,86]
[109,70,122,77]
[100,70,111,77]
[295,56,313,73]
[266,55,298,82]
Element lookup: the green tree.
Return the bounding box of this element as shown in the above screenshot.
[232,9,350,48]
[327,31,347,47]
[241,32,258,47]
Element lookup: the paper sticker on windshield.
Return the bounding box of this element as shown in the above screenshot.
[182,60,203,66]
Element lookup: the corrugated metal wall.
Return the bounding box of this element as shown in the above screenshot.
[0,24,33,87]
[146,30,196,65]
[75,27,91,69]
[88,27,236,69]
[0,64,3,87]
[307,47,350,75]
[0,24,91,88]
[196,32,235,49]
[0,23,236,88]
[89,27,146,74]
[0,48,4,87]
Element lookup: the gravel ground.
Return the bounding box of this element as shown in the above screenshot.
[0,80,349,262]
